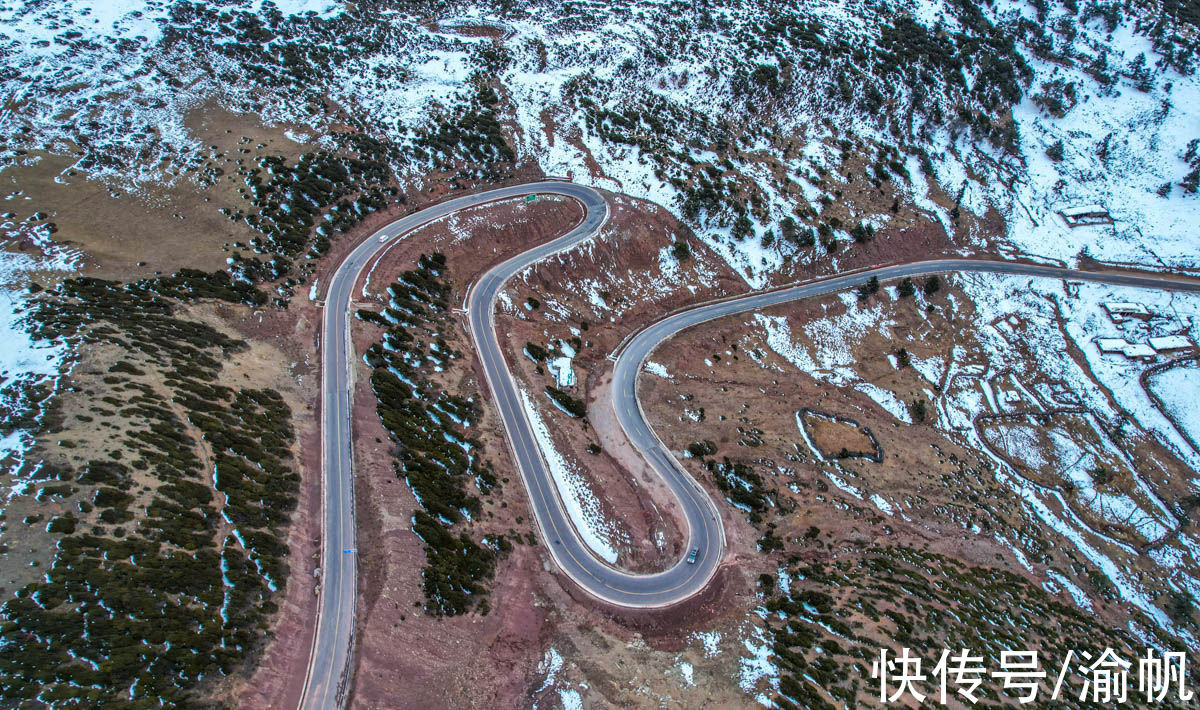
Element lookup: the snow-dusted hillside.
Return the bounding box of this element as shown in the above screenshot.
[2,0,1197,283]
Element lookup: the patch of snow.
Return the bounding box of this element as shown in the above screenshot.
[1047,569,1093,612]
[536,647,563,694]
[738,624,779,697]
[694,631,722,658]
[558,689,583,710]
[853,382,913,423]
[519,388,623,563]
[678,660,695,687]
[1149,364,1200,449]
[643,361,671,378]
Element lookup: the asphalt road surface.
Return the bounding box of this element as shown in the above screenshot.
[463,186,729,608]
[300,182,607,710]
[300,180,1200,709]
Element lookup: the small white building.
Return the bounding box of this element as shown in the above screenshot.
[1059,204,1113,227]
[1095,337,1129,353]
[1103,302,1152,323]
[547,356,575,388]
[1095,337,1160,361]
[1122,343,1156,361]
[1149,335,1194,353]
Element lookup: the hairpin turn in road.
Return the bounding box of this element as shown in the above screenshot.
[299,181,1200,709]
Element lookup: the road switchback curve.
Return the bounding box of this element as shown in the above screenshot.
[300,181,1200,709]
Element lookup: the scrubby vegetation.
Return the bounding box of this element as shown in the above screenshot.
[1,278,298,706]
[759,546,1178,709]
[362,254,499,616]
[544,386,587,419]
[210,133,407,306]
[221,139,401,259]
[705,457,775,525]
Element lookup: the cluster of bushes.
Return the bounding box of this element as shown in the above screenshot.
[152,267,269,306]
[678,169,739,227]
[834,9,1026,153]
[381,253,451,327]
[524,342,551,362]
[1,279,299,705]
[227,145,402,262]
[408,84,516,182]
[544,386,587,419]
[856,275,880,301]
[363,255,498,616]
[559,0,1120,236]
[177,382,298,584]
[733,12,830,62]
[580,90,696,157]
[160,6,418,304]
[24,278,246,374]
[705,457,774,524]
[757,546,1156,709]
[1182,138,1200,194]
[161,2,531,191]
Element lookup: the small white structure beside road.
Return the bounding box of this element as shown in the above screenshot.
[546,340,578,388]
[1103,302,1152,323]
[548,356,575,387]
[1093,337,1171,362]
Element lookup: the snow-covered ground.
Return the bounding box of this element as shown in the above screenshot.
[956,3,1200,271]
[0,286,69,497]
[962,274,1200,472]
[945,274,1200,645]
[1150,364,1200,447]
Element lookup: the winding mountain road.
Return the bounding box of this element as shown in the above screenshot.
[299,181,1200,709]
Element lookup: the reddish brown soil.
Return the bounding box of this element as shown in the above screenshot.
[802,414,876,458]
